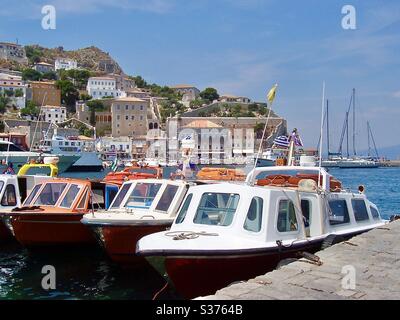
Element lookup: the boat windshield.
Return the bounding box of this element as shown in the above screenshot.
[23,184,42,206]
[59,184,83,209]
[194,193,240,226]
[110,183,132,209]
[125,183,162,209]
[33,183,67,206]
[154,184,179,213]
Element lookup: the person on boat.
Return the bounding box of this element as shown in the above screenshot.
[2,162,15,175]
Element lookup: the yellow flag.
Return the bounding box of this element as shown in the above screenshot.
[267,84,278,104]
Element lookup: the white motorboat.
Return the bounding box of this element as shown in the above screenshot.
[0,140,78,173]
[81,179,190,267]
[39,135,103,172]
[137,166,386,298]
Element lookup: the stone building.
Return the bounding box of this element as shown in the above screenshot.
[29,81,61,107]
[166,115,287,164]
[111,97,149,138]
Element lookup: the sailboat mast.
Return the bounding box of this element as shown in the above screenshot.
[326,99,330,157]
[346,111,349,158]
[353,88,356,156]
[367,121,371,157]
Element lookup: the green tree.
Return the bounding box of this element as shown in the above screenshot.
[79,93,92,101]
[4,89,14,97]
[25,46,42,64]
[15,88,24,97]
[199,87,219,102]
[42,71,57,80]
[130,75,148,88]
[0,94,10,113]
[20,100,40,117]
[56,80,79,111]
[22,68,43,81]
[59,69,92,89]
[86,100,106,125]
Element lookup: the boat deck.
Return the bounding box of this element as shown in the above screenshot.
[198,220,400,300]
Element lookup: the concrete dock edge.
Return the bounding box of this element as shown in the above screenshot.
[197,220,400,300]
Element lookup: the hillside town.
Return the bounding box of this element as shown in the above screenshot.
[0,40,291,167]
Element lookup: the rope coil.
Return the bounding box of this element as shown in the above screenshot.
[165,231,219,240]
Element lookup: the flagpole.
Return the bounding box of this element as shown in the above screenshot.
[248,85,278,186]
[318,81,326,189]
[253,84,278,173]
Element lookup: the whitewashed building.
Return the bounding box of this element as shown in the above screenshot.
[33,62,55,73]
[0,77,27,108]
[219,94,251,104]
[0,42,28,64]
[86,76,126,99]
[55,58,78,71]
[41,105,67,124]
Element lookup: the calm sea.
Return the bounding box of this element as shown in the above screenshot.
[0,167,399,300]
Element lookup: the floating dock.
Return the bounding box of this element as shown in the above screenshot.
[198,220,400,300]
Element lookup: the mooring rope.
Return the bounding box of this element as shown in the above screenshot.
[165,231,219,240]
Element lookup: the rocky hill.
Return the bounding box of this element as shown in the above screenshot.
[1,45,124,74]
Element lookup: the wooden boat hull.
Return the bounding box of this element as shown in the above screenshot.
[161,229,372,298]
[164,246,318,299]
[3,213,96,247]
[91,224,171,267]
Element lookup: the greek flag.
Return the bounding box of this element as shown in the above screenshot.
[273,135,290,148]
[289,131,304,147]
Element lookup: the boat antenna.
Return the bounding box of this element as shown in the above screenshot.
[318,82,326,189]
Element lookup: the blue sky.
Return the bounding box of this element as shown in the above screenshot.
[1,0,399,154]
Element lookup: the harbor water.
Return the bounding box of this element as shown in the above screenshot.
[0,167,399,300]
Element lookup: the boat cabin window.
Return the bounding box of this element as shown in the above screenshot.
[155,185,179,213]
[277,200,298,232]
[328,200,350,225]
[34,183,67,206]
[176,193,193,224]
[370,206,380,220]
[111,183,132,209]
[126,183,162,209]
[23,184,42,206]
[60,184,82,208]
[351,199,370,222]
[244,197,263,233]
[193,193,240,227]
[301,200,312,227]
[77,189,88,209]
[1,184,17,207]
